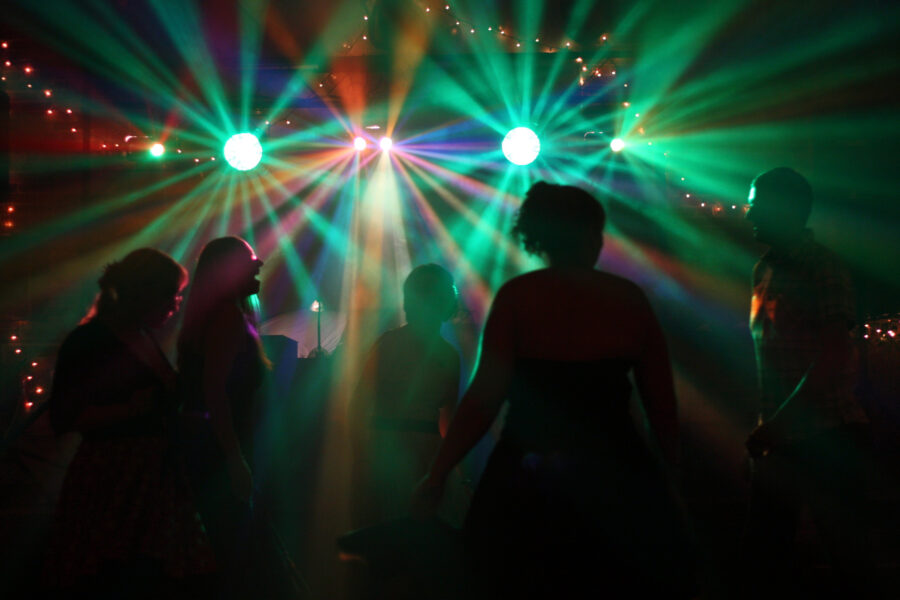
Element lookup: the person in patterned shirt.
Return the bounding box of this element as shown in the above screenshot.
[741,167,872,598]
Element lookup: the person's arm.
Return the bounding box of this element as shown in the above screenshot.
[633,300,679,467]
[747,318,852,455]
[202,309,253,502]
[747,256,855,456]
[412,288,515,515]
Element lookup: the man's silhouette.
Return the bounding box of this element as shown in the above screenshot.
[742,167,872,598]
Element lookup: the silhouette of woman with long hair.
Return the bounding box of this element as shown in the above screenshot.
[178,236,303,599]
[412,183,696,598]
[45,248,214,598]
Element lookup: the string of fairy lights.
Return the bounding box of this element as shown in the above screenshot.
[863,318,899,343]
[4,330,46,414]
[1,40,57,412]
[336,2,618,88]
[0,38,96,172]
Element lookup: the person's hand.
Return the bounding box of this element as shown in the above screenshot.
[410,474,445,520]
[227,455,254,504]
[745,419,788,458]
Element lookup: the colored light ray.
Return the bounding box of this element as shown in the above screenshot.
[223,133,262,170]
[501,127,541,166]
[390,152,517,312]
[11,3,897,483]
[0,3,708,390]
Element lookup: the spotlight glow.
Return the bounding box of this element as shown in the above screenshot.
[353,136,367,151]
[223,133,263,170]
[502,127,540,166]
[379,137,393,151]
[149,143,165,157]
[610,138,625,153]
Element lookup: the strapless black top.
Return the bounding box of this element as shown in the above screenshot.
[500,358,636,452]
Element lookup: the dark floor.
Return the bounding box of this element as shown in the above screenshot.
[2,410,899,599]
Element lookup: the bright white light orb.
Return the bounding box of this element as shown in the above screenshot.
[353,136,367,151]
[379,137,393,151]
[610,138,626,153]
[502,127,540,166]
[149,143,165,157]
[223,133,263,171]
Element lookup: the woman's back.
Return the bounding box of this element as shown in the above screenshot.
[412,182,695,598]
[493,267,655,362]
[467,268,692,597]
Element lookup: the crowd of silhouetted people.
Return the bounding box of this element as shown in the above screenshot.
[34,170,882,599]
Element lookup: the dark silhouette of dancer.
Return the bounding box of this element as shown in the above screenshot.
[411,182,696,599]
[742,168,873,598]
[44,248,214,598]
[350,264,461,528]
[178,236,304,599]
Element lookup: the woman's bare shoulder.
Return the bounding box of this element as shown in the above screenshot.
[593,271,649,299]
[503,268,646,297]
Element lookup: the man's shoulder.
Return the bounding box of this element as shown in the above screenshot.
[790,237,855,321]
[797,239,851,282]
[372,326,406,349]
[801,236,840,261]
[761,235,847,275]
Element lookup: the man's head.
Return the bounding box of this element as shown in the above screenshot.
[403,264,457,335]
[746,167,813,247]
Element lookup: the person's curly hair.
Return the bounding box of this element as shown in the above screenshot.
[511,182,606,264]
